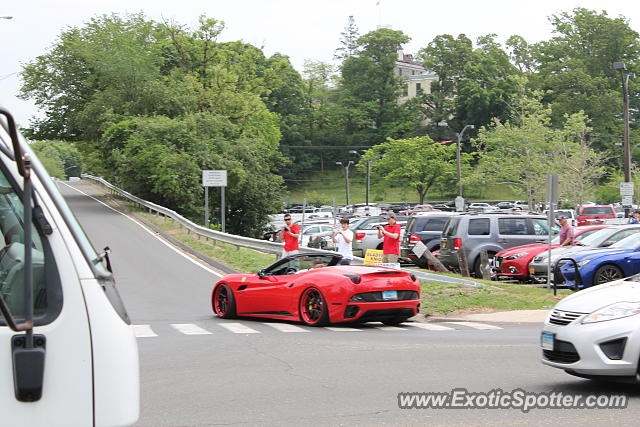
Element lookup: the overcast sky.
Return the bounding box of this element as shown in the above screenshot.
[1,0,639,127]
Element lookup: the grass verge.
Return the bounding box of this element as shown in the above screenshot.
[127,204,275,273]
[420,279,570,316]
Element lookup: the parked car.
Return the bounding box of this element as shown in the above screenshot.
[399,204,437,215]
[492,225,608,282]
[528,225,640,283]
[352,217,407,258]
[400,212,462,268]
[496,201,515,210]
[467,202,497,213]
[557,232,640,289]
[432,203,457,212]
[541,275,640,382]
[577,205,617,226]
[437,213,559,277]
[299,223,337,248]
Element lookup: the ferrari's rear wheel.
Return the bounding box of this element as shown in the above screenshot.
[212,284,237,318]
[299,287,329,326]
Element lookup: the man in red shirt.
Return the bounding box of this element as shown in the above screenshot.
[280,214,301,258]
[377,214,401,263]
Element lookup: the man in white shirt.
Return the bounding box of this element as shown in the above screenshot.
[333,218,354,264]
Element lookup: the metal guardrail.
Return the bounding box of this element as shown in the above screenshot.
[81,174,488,287]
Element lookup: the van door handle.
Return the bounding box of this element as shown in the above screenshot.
[498,239,508,243]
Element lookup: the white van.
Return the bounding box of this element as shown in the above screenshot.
[0,109,139,426]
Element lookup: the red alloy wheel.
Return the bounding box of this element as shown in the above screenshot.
[299,287,329,326]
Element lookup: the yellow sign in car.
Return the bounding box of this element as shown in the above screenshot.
[363,249,384,265]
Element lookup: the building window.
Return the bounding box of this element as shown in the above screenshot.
[398,68,403,76]
[403,84,408,97]
[416,83,423,93]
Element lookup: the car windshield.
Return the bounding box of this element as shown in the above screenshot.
[611,233,640,249]
[264,254,341,275]
[577,228,621,246]
[581,207,613,215]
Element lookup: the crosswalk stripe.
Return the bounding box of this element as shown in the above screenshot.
[219,323,261,334]
[445,321,503,330]
[375,326,407,331]
[262,323,310,333]
[403,323,454,331]
[325,326,363,332]
[171,323,212,335]
[133,324,157,337]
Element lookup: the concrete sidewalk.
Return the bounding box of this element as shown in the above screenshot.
[421,309,550,324]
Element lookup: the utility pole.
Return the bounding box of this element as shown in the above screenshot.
[614,61,636,217]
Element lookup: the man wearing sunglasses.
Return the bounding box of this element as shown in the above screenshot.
[280,214,301,258]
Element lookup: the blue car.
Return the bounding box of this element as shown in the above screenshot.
[558,232,640,289]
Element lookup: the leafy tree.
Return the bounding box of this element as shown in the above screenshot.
[474,94,604,208]
[359,137,470,203]
[30,140,83,178]
[417,34,473,135]
[531,8,640,150]
[417,34,520,135]
[339,28,419,145]
[334,16,360,62]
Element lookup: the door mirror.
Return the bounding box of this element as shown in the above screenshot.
[257,269,266,277]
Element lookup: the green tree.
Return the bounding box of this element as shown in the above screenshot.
[30,140,83,178]
[359,137,469,203]
[339,28,417,145]
[474,95,604,208]
[531,8,640,151]
[334,15,360,62]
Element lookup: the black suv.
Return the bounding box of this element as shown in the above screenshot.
[400,212,462,268]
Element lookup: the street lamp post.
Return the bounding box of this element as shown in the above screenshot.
[336,161,354,206]
[454,124,475,197]
[348,150,372,206]
[613,61,636,217]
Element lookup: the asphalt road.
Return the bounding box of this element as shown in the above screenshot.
[59,181,640,426]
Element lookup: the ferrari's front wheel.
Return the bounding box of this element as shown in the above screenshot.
[299,287,329,326]
[212,283,237,318]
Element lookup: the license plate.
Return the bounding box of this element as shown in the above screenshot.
[493,259,501,268]
[382,290,398,301]
[442,241,447,248]
[541,332,555,351]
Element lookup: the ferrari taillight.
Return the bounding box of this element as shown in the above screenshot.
[409,234,421,243]
[356,233,366,240]
[453,238,462,250]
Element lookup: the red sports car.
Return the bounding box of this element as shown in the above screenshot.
[493,225,609,282]
[211,253,421,326]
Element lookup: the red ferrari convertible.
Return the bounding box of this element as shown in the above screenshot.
[211,253,421,326]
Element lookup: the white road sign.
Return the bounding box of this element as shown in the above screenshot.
[202,170,227,187]
[620,182,634,196]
